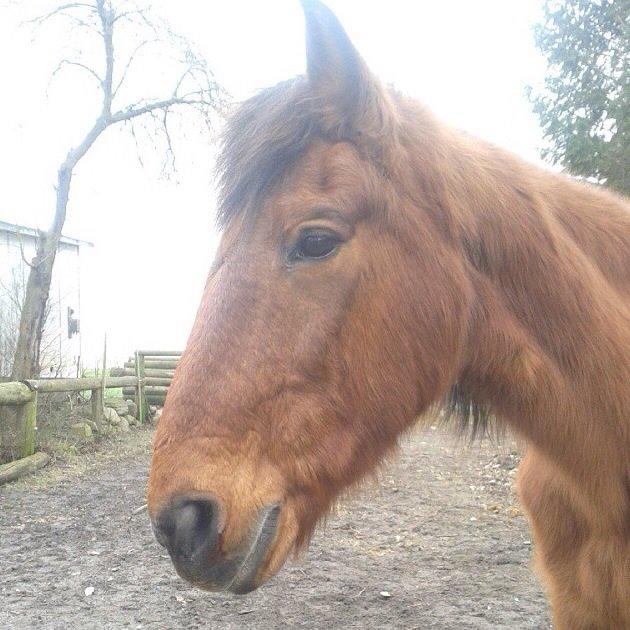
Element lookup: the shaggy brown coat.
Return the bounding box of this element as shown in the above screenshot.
[149,2,630,627]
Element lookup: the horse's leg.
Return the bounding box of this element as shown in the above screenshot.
[517,449,630,630]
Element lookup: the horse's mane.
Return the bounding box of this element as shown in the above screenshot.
[443,384,497,441]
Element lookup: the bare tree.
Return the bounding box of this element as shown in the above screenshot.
[11,0,225,380]
[0,268,58,378]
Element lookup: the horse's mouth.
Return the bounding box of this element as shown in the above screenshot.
[159,503,282,594]
[223,503,282,594]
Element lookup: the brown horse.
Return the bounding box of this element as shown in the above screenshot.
[148,2,630,627]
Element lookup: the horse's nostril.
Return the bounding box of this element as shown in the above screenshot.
[154,497,220,566]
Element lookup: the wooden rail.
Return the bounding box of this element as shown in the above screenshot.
[26,376,138,392]
[0,382,34,405]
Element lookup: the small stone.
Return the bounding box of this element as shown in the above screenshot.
[71,422,93,439]
[84,586,94,596]
[126,400,137,417]
[118,417,130,432]
[104,399,129,416]
[379,591,392,599]
[103,407,121,425]
[84,419,99,433]
[125,414,136,427]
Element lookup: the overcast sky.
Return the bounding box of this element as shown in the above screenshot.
[0,0,548,365]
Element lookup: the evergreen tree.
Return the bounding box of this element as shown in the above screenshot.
[530,0,629,195]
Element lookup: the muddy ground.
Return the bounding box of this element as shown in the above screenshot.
[0,426,550,629]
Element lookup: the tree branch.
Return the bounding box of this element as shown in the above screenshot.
[110,96,207,123]
[161,108,176,173]
[49,59,103,88]
[112,38,157,98]
[27,2,96,25]
[17,231,38,270]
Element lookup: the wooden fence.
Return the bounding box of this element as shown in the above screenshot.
[0,374,139,484]
[0,349,181,482]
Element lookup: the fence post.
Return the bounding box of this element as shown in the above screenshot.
[100,334,107,418]
[20,391,37,459]
[135,351,146,424]
[91,387,104,425]
[139,353,146,422]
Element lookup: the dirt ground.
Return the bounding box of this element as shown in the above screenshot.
[0,426,551,629]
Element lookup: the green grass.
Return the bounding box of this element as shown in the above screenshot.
[81,368,123,399]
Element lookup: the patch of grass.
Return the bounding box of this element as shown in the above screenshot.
[81,368,123,399]
[34,394,138,461]
[35,394,97,458]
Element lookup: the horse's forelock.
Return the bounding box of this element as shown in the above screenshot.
[216,78,317,230]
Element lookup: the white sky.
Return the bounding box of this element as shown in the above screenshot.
[0,0,548,366]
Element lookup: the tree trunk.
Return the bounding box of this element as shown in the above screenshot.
[10,167,71,381]
[10,238,56,380]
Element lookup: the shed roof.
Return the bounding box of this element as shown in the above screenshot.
[0,220,93,248]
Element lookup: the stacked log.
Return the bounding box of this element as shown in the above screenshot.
[112,351,181,407]
[124,360,179,370]
[110,368,175,378]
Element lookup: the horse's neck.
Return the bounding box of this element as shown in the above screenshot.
[441,137,630,520]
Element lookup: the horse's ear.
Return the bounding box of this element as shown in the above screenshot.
[300,0,393,140]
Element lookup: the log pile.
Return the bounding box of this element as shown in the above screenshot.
[111,350,181,407]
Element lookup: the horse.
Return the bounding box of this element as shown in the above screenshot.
[147,2,630,627]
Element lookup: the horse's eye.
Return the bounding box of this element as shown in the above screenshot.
[290,229,343,262]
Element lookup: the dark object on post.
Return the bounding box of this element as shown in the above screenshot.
[67,307,80,338]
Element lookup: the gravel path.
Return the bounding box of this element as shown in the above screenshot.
[0,426,550,629]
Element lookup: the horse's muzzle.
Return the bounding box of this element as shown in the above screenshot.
[152,496,281,594]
